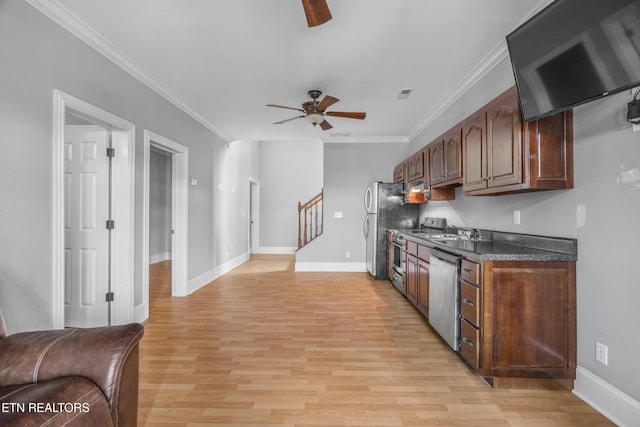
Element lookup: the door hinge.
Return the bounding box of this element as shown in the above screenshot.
[106,220,115,229]
[105,292,114,302]
[106,147,116,158]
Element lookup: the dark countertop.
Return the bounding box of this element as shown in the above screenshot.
[393,228,577,262]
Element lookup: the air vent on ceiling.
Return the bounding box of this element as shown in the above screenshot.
[397,88,413,99]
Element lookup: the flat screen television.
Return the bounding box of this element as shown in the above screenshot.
[506,0,640,122]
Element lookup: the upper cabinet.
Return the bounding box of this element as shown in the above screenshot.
[429,127,462,187]
[393,162,405,184]
[463,86,573,195]
[395,85,573,198]
[406,150,425,184]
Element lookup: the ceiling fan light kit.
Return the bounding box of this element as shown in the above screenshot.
[267,90,366,131]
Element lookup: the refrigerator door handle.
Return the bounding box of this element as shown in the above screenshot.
[364,187,372,213]
[363,215,370,239]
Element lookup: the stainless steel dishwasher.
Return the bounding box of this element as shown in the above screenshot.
[428,248,461,351]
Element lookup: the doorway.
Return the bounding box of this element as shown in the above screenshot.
[52,90,135,329]
[141,130,188,321]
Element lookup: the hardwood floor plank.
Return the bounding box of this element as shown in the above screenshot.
[139,256,613,426]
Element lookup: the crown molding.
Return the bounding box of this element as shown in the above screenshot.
[407,0,553,143]
[322,136,410,144]
[407,40,509,142]
[25,0,233,143]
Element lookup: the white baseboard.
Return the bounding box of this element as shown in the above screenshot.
[187,252,249,294]
[149,251,171,264]
[252,246,297,254]
[573,366,640,427]
[295,261,367,272]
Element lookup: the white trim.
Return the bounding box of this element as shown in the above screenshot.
[407,41,509,141]
[573,367,640,427]
[26,0,232,143]
[187,252,249,294]
[407,0,554,141]
[322,136,410,144]
[248,179,260,254]
[252,246,297,254]
[143,130,189,307]
[149,252,171,264]
[52,89,135,328]
[295,262,367,272]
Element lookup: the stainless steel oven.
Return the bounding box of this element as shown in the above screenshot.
[389,232,405,293]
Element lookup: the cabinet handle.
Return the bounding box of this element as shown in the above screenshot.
[462,337,474,347]
[463,268,474,274]
[462,298,474,307]
[482,177,489,182]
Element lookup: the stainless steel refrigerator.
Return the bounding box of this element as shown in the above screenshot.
[363,182,419,279]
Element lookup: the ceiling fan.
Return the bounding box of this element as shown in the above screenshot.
[302,0,332,27]
[267,90,366,131]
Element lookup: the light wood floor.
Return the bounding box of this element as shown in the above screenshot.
[140,255,612,426]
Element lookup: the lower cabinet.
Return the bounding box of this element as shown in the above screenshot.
[481,260,576,388]
[405,239,430,314]
[395,240,576,389]
[416,258,429,318]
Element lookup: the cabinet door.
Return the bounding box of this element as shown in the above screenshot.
[443,128,462,183]
[429,141,445,185]
[482,261,576,380]
[462,110,487,192]
[417,258,429,318]
[406,255,418,305]
[486,89,522,188]
[393,162,405,183]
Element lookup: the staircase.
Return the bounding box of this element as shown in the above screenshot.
[297,189,324,250]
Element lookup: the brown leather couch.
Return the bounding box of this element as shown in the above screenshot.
[0,309,144,426]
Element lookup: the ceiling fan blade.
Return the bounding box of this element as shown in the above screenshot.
[326,111,367,120]
[316,95,339,112]
[274,116,304,125]
[302,0,332,27]
[266,104,305,112]
[319,120,333,130]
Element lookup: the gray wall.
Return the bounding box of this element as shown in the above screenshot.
[296,143,410,263]
[0,1,257,332]
[257,140,323,249]
[411,57,640,404]
[149,150,172,260]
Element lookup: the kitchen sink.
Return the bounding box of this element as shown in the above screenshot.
[427,234,464,241]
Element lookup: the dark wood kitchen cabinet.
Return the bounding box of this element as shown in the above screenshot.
[459,259,481,369]
[463,86,573,195]
[406,150,425,183]
[429,127,462,187]
[416,252,429,319]
[405,241,418,306]
[393,162,405,184]
[481,260,576,389]
[404,238,430,317]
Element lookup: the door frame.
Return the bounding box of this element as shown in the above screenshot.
[142,131,188,313]
[249,179,259,254]
[52,89,135,329]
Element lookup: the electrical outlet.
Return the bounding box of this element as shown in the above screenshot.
[345,251,350,259]
[595,341,608,366]
[513,210,521,225]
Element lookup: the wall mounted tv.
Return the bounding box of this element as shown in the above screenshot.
[506,0,640,122]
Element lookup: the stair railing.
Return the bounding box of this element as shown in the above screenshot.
[297,189,324,250]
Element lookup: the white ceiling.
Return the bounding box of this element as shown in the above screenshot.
[33,0,550,143]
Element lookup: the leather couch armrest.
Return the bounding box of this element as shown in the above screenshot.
[0,323,143,426]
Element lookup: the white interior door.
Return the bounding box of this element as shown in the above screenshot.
[64,125,110,327]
